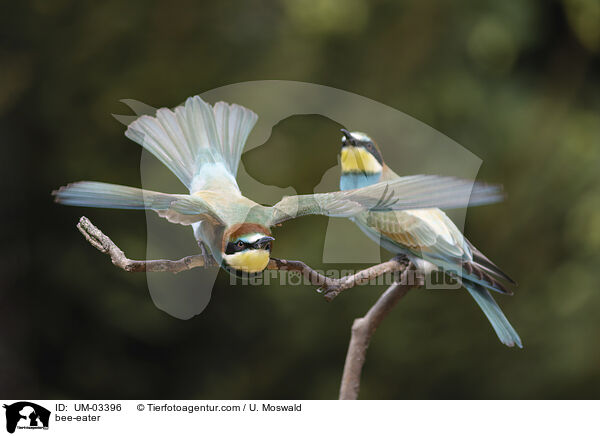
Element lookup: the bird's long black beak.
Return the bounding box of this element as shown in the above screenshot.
[340,128,355,146]
[254,236,275,249]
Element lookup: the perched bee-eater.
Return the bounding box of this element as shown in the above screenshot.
[52,96,502,277]
[339,129,521,348]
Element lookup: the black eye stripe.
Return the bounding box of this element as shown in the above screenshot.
[225,241,247,255]
[225,239,273,255]
[359,141,383,165]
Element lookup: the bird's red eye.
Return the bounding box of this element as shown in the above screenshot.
[236,241,244,248]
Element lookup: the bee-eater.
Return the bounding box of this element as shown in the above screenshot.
[52,96,502,277]
[339,129,522,348]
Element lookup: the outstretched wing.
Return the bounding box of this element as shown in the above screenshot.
[267,175,503,226]
[53,181,225,225]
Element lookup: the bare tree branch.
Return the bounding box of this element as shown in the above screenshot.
[75,215,423,400]
[76,216,409,301]
[76,216,218,272]
[267,257,409,302]
[338,266,422,400]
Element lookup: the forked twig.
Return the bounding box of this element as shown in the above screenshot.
[76,216,217,272]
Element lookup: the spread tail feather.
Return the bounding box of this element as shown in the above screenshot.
[125,96,258,190]
[465,281,522,348]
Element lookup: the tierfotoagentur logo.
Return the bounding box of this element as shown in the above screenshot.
[3,402,50,434]
[230,267,461,290]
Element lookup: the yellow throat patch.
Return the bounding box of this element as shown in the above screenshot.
[341,146,383,173]
[223,249,270,273]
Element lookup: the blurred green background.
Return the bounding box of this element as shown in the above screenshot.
[1,0,599,399]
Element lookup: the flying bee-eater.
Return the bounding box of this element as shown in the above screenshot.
[52,95,502,277]
[339,129,522,348]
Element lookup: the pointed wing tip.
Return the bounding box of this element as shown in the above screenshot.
[505,338,524,349]
[500,332,523,349]
[52,183,74,202]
